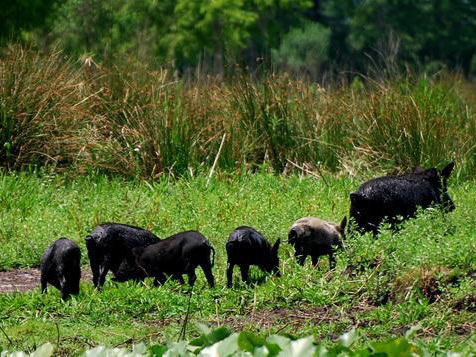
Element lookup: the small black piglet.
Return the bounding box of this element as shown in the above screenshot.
[85,223,160,288]
[226,226,280,288]
[133,230,215,287]
[40,238,81,300]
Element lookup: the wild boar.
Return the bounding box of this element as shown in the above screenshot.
[40,238,81,300]
[226,226,280,288]
[288,217,346,269]
[349,162,455,234]
[85,223,160,288]
[133,230,215,287]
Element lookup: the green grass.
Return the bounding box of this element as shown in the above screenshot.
[0,172,474,355]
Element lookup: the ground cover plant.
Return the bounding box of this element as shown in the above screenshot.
[0,172,474,355]
[0,327,469,356]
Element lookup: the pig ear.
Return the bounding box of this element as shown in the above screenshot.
[272,239,281,254]
[441,161,455,182]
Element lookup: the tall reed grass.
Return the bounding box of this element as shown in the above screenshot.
[1,45,475,179]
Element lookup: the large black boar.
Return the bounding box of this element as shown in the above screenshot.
[85,223,160,288]
[132,230,215,287]
[40,238,81,300]
[226,226,280,288]
[288,217,346,269]
[349,162,455,234]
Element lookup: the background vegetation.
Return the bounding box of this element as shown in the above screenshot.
[0,173,474,354]
[2,1,476,78]
[1,46,476,179]
[1,1,476,179]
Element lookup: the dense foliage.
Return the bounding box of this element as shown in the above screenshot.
[1,0,476,76]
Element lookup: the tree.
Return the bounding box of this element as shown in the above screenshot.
[272,22,330,79]
[162,0,313,72]
[321,0,476,75]
[0,0,61,44]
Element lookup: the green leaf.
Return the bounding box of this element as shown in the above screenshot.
[279,336,315,357]
[189,336,206,347]
[195,322,212,336]
[31,343,55,357]
[266,335,292,349]
[207,327,232,344]
[264,342,282,357]
[165,341,189,356]
[314,345,328,357]
[190,326,231,347]
[132,344,147,355]
[200,333,240,356]
[237,331,266,352]
[149,345,168,357]
[372,337,421,357]
[339,329,358,348]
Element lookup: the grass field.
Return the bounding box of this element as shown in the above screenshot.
[0,171,474,355]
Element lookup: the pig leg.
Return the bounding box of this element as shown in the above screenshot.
[172,274,185,284]
[311,255,319,266]
[294,244,306,266]
[69,268,81,295]
[239,264,250,284]
[89,260,100,287]
[40,261,53,293]
[187,270,197,286]
[97,258,112,288]
[91,269,99,288]
[41,274,48,293]
[201,263,215,288]
[226,263,235,288]
[58,275,70,301]
[61,291,71,301]
[296,252,306,266]
[97,266,108,287]
[86,240,101,287]
[47,269,62,291]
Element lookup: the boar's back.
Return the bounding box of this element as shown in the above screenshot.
[356,176,438,211]
[89,223,160,249]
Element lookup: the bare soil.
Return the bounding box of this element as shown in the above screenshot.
[207,303,377,338]
[0,267,93,293]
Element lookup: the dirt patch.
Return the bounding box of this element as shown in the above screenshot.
[0,267,93,293]
[216,303,375,333]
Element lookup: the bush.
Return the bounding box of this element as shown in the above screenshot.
[272,22,330,80]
